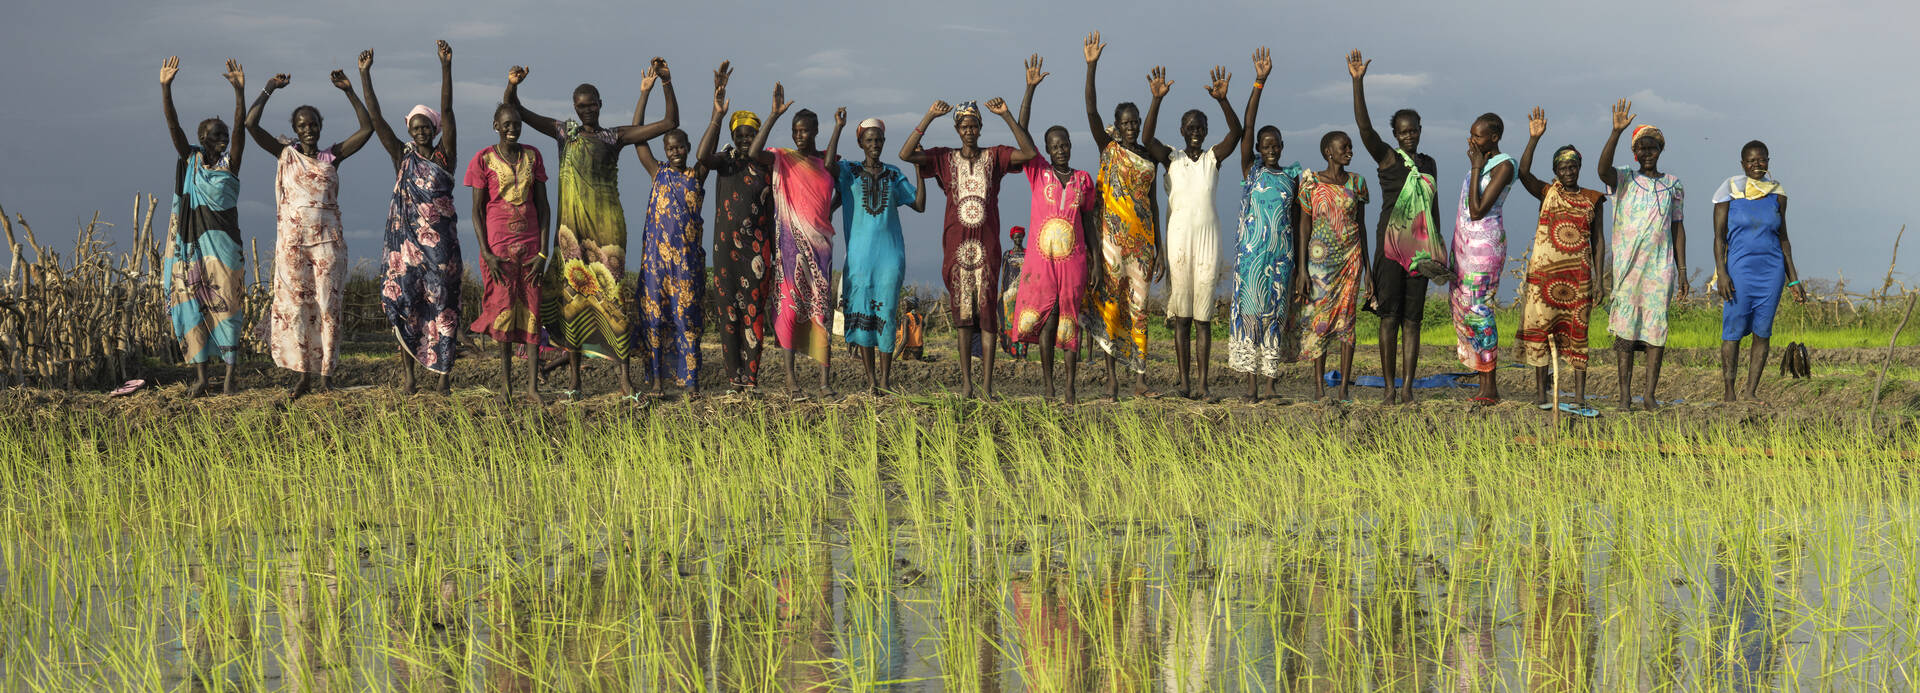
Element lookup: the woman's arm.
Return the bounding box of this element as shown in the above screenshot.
[1516,107,1547,200]
[908,168,928,213]
[630,65,661,177]
[503,66,561,141]
[1141,66,1172,164]
[1597,98,1633,191]
[1465,155,1513,221]
[1590,200,1607,303]
[1017,54,1045,132]
[1084,32,1112,151]
[533,177,552,267]
[472,186,499,277]
[616,57,679,146]
[1779,198,1805,302]
[245,73,289,159]
[159,57,191,158]
[356,49,404,165]
[824,107,846,166]
[897,100,950,165]
[224,59,247,171]
[749,83,789,167]
[1293,192,1310,301]
[1347,50,1391,166]
[693,61,730,179]
[1239,47,1270,177]
[1713,201,1732,301]
[989,97,1039,166]
[330,70,376,160]
[1671,219,1689,300]
[1205,65,1243,167]
[436,40,456,166]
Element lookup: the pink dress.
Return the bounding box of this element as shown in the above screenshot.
[770,148,836,361]
[1011,156,1097,351]
[464,145,548,344]
[264,140,347,375]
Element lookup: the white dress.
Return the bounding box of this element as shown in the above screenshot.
[1164,148,1221,321]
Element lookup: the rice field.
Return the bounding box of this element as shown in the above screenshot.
[4,399,1918,691]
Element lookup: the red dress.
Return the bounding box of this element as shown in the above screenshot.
[924,145,1015,329]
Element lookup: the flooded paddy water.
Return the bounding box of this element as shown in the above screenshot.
[3,395,1916,691]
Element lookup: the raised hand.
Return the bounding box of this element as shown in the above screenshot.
[1253,47,1272,83]
[1205,65,1231,99]
[358,49,373,72]
[770,83,790,117]
[1528,107,1546,138]
[651,57,671,83]
[224,59,244,89]
[641,64,657,92]
[1347,49,1369,80]
[436,40,451,65]
[507,65,529,86]
[713,91,729,115]
[985,97,1009,115]
[1611,98,1635,131]
[1083,31,1105,64]
[160,56,179,86]
[713,60,732,91]
[927,99,953,117]
[1025,54,1048,87]
[329,69,352,91]
[834,107,848,127]
[267,73,290,91]
[1147,66,1172,98]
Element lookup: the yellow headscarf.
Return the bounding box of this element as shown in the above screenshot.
[1630,124,1664,147]
[729,110,761,131]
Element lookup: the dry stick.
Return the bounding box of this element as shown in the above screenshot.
[1880,225,1906,299]
[1868,293,1917,434]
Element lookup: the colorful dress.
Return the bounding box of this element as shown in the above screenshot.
[161,146,243,365]
[636,166,705,388]
[1715,175,1787,341]
[833,160,917,353]
[1607,168,1685,347]
[711,151,774,383]
[924,145,1016,330]
[463,144,547,344]
[1087,142,1159,372]
[1164,149,1222,321]
[770,148,835,361]
[1013,157,1098,351]
[264,140,347,375]
[1450,153,1514,372]
[1229,162,1303,377]
[999,243,1027,357]
[1517,182,1605,369]
[1296,171,1369,360]
[542,120,631,360]
[381,145,462,373]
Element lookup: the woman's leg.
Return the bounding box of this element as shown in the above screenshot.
[1742,337,1772,400]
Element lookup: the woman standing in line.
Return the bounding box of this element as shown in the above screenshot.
[158,56,248,397]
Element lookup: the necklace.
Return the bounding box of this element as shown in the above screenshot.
[859,165,891,216]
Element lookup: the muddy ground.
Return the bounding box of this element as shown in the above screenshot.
[7,326,1919,441]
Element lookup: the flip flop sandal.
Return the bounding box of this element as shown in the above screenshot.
[1556,402,1600,418]
[1471,396,1499,406]
[109,379,146,397]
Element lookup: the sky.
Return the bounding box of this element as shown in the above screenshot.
[2,0,1915,295]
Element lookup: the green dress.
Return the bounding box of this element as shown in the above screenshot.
[542,120,632,359]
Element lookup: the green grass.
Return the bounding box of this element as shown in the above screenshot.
[3,401,1917,690]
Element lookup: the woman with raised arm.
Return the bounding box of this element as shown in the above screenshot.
[1349,50,1445,404]
[899,91,1039,400]
[244,67,375,399]
[1714,139,1804,403]
[748,85,841,398]
[1296,131,1370,403]
[465,101,550,404]
[1081,31,1169,401]
[502,60,677,400]
[835,113,925,395]
[1514,108,1606,409]
[698,73,776,392]
[1229,47,1305,402]
[630,60,722,400]
[1596,99,1687,411]
[159,57,247,398]
[1452,113,1516,404]
[360,42,460,395]
[1011,54,1102,403]
[1154,63,1243,400]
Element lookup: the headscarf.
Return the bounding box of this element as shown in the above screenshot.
[1630,124,1664,148]
[1713,174,1785,202]
[952,100,981,123]
[1009,225,1026,240]
[857,117,884,140]
[730,110,761,131]
[406,105,441,129]
[1552,145,1581,167]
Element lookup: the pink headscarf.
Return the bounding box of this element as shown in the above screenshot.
[406,104,442,130]
[857,117,884,140]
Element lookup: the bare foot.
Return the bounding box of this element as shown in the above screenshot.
[185,377,209,399]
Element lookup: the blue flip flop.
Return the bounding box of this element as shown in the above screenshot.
[1557,402,1600,418]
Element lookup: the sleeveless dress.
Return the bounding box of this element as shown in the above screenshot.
[1296,171,1369,360]
[381,145,461,373]
[1229,163,1303,376]
[264,140,347,375]
[162,146,243,365]
[1450,153,1513,372]
[1164,149,1222,321]
[1715,175,1787,341]
[1086,141,1159,372]
[636,166,705,388]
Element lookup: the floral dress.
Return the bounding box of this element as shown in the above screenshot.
[381,144,462,373]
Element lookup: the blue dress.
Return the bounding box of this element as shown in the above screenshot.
[636,166,706,388]
[1716,175,1787,341]
[834,161,917,353]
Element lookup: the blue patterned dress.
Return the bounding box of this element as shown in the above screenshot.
[1229,163,1303,376]
[380,145,462,373]
[637,166,705,388]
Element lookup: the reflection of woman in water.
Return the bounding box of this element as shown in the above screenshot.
[775,541,836,691]
[1284,557,1360,690]
[1160,568,1221,692]
[1011,565,1091,690]
[1519,530,1594,691]
[1089,563,1159,690]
